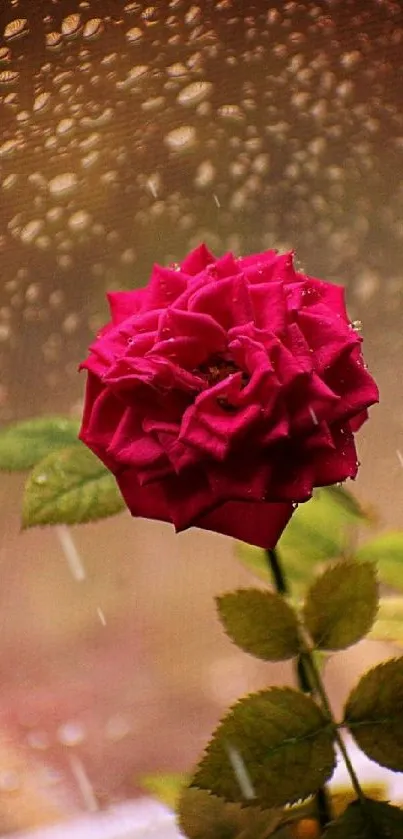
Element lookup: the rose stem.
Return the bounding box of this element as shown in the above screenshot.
[266,548,333,831]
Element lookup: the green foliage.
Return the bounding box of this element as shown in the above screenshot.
[235,487,371,594]
[323,798,403,838]
[303,561,379,651]
[216,589,300,662]
[356,533,403,593]
[344,657,403,772]
[178,788,285,839]
[22,445,125,528]
[369,597,403,646]
[140,772,188,810]
[0,416,80,471]
[192,688,336,809]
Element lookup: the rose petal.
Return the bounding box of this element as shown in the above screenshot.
[144,264,189,311]
[189,274,253,330]
[197,500,294,548]
[107,289,145,324]
[180,243,215,274]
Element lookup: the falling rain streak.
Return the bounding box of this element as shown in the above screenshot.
[56,525,86,581]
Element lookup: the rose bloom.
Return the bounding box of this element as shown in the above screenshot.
[79,245,378,548]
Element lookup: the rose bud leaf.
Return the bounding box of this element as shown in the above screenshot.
[323,798,403,838]
[235,487,372,594]
[303,560,379,651]
[22,444,125,528]
[369,596,403,647]
[178,787,284,839]
[216,589,300,661]
[356,532,403,593]
[192,688,337,808]
[0,416,80,472]
[344,657,403,772]
[139,772,188,810]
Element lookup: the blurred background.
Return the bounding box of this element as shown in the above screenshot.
[0,0,402,833]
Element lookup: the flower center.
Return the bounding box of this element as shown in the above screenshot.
[197,355,249,411]
[198,355,248,387]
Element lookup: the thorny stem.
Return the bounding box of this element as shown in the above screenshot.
[266,549,333,831]
[266,548,368,829]
[300,648,366,805]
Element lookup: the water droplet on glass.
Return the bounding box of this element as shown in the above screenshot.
[61,14,82,39]
[4,18,29,41]
[177,80,213,107]
[57,721,86,747]
[164,125,197,152]
[35,473,47,485]
[0,69,19,86]
[48,172,78,198]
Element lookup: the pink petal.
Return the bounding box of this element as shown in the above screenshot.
[156,307,227,355]
[197,501,294,548]
[117,469,173,523]
[313,424,359,485]
[189,274,253,330]
[296,304,359,371]
[180,243,215,274]
[144,264,189,310]
[248,282,286,333]
[107,289,145,324]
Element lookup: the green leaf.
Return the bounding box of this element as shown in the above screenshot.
[344,657,403,771]
[178,788,285,839]
[140,772,188,809]
[0,416,80,471]
[234,488,371,595]
[22,445,125,528]
[303,560,379,651]
[216,589,300,662]
[369,597,403,646]
[323,485,371,521]
[278,489,367,567]
[356,533,403,593]
[192,688,336,808]
[323,798,403,838]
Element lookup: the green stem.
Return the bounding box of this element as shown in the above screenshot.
[301,649,366,804]
[267,549,372,832]
[266,549,333,830]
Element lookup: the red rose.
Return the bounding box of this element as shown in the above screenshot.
[79,245,378,548]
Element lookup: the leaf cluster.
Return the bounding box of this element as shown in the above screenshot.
[0,416,125,526]
[181,559,403,836]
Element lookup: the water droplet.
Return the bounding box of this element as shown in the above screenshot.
[4,18,29,41]
[35,474,47,485]
[20,219,44,245]
[61,14,82,39]
[164,125,197,152]
[68,210,91,232]
[56,117,75,136]
[105,715,132,741]
[26,730,50,751]
[0,138,19,157]
[0,69,19,86]
[58,720,86,747]
[177,80,213,107]
[48,172,78,198]
[0,771,20,792]
[45,31,63,51]
[83,18,104,40]
[0,47,11,62]
[33,91,51,113]
[217,104,244,122]
[126,27,144,44]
